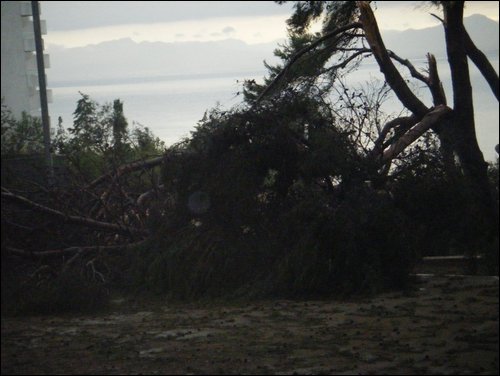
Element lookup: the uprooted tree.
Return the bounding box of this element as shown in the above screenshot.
[1,1,498,313]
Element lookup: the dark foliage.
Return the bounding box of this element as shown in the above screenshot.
[1,95,165,315]
[120,91,418,299]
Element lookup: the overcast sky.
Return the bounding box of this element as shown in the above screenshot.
[41,1,499,48]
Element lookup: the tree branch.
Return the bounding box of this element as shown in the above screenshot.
[6,240,148,257]
[382,105,452,163]
[324,48,372,72]
[255,22,363,103]
[427,53,447,106]
[86,155,164,190]
[387,50,429,84]
[370,116,417,157]
[1,190,148,236]
[432,11,498,101]
[356,1,429,117]
[430,13,444,24]
[137,184,165,206]
[462,28,499,101]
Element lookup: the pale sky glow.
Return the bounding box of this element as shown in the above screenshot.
[375,1,499,30]
[45,14,291,48]
[43,1,499,48]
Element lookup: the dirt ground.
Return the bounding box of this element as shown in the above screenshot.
[1,273,498,375]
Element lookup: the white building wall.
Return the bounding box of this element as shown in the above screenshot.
[1,1,51,119]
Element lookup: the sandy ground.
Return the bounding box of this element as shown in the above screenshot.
[1,273,498,375]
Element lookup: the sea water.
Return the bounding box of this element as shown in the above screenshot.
[48,71,264,146]
[48,54,499,161]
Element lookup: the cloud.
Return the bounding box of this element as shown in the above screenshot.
[45,15,290,48]
[41,1,294,31]
[222,26,236,34]
[44,3,499,50]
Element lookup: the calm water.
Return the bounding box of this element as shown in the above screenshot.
[48,54,499,161]
[49,71,263,146]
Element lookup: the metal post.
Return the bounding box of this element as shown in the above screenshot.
[31,0,53,186]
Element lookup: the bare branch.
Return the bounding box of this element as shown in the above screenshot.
[382,105,453,163]
[86,155,164,190]
[1,190,148,236]
[86,259,106,282]
[325,48,372,71]
[387,50,429,84]
[137,184,165,206]
[61,248,86,273]
[430,13,444,24]
[427,53,447,105]
[370,116,417,157]
[6,239,149,258]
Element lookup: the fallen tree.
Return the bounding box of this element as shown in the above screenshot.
[1,188,148,237]
[1,2,498,312]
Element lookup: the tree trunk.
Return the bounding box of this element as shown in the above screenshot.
[356,1,429,118]
[463,28,499,101]
[443,2,498,241]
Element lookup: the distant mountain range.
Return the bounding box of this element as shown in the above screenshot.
[47,14,499,86]
[47,38,281,86]
[381,14,499,59]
